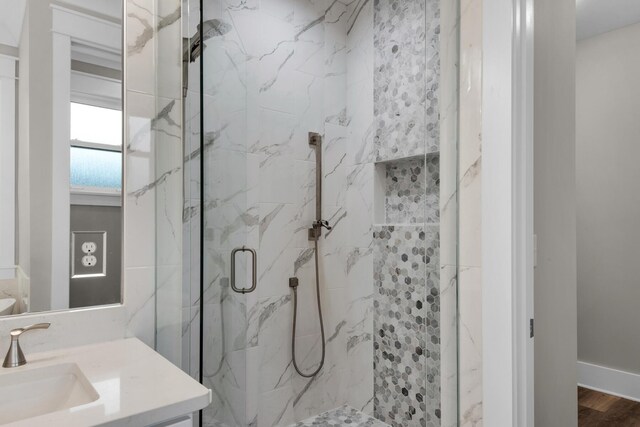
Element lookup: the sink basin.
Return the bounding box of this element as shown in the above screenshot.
[0,363,99,424]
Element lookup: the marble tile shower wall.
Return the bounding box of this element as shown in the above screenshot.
[457,0,483,425]
[438,0,459,426]
[182,0,203,385]
[125,0,183,351]
[180,0,456,426]
[181,1,378,426]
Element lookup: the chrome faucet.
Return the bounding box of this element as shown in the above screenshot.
[2,323,50,368]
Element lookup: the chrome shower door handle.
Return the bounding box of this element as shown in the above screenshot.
[230,246,257,294]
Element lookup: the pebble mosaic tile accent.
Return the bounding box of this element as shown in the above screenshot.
[373,0,440,162]
[424,227,441,427]
[373,0,442,421]
[291,406,390,427]
[373,225,440,427]
[385,155,440,224]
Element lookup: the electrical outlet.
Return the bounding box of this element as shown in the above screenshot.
[82,241,97,254]
[82,255,98,267]
[71,231,107,278]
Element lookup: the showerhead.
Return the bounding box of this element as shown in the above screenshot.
[183,18,232,63]
[182,18,233,96]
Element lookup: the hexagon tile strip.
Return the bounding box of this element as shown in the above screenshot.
[290,406,390,426]
[373,0,440,162]
[373,225,441,427]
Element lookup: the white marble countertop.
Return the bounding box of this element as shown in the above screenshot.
[0,338,211,426]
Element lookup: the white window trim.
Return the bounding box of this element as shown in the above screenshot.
[70,191,122,207]
[71,70,121,110]
[71,139,122,152]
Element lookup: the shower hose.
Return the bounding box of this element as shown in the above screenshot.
[291,238,326,378]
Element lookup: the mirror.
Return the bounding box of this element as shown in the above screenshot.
[0,0,123,316]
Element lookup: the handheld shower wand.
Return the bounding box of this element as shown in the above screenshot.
[290,132,331,378]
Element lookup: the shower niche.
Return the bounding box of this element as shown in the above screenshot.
[373,155,440,226]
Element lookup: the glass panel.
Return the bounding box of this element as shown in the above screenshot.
[201,1,251,425]
[194,0,460,425]
[70,146,122,190]
[70,102,122,147]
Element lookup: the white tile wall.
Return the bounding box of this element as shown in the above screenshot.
[458,0,483,425]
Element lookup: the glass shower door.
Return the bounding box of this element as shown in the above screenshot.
[201,0,335,425]
[197,0,460,426]
[200,1,255,425]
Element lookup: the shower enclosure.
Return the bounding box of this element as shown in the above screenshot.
[181,0,460,425]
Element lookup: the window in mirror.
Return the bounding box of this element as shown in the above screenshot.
[70,102,122,193]
[70,102,122,148]
[70,147,122,191]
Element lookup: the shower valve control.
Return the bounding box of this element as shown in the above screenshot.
[317,220,332,231]
[308,220,332,241]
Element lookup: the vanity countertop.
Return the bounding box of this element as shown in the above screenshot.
[0,338,211,426]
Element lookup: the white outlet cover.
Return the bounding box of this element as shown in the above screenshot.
[71,231,107,278]
[82,241,97,254]
[82,255,97,267]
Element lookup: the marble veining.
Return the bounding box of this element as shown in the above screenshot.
[185,0,454,425]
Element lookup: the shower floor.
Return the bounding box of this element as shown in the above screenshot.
[290,406,389,426]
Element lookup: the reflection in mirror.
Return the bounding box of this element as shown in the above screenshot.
[0,0,123,316]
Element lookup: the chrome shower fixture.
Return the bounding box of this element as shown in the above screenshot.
[307,132,333,241]
[182,19,232,96]
[291,131,331,378]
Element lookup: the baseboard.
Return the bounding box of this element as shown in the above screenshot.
[578,361,640,402]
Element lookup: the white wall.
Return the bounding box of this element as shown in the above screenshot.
[576,22,640,375]
[534,0,578,425]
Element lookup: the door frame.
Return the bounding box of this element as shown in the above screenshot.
[481,0,534,425]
